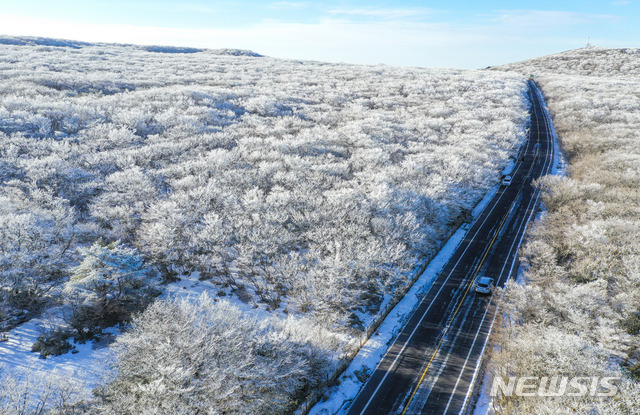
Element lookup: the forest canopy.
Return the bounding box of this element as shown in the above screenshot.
[0,38,530,413]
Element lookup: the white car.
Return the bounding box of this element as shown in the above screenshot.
[502,175,512,186]
[475,277,495,294]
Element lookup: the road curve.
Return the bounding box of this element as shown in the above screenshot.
[345,80,555,415]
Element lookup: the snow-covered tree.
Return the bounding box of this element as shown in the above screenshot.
[64,240,156,332]
[0,365,88,415]
[90,166,158,243]
[0,184,79,310]
[96,294,340,414]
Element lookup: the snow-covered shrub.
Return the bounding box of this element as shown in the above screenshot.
[64,241,158,339]
[0,184,79,312]
[31,328,75,359]
[621,312,640,336]
[90,167,159,244]
[0,365,89,414]
[96,293,341,414]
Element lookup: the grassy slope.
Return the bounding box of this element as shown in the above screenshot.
[489,48,640,414]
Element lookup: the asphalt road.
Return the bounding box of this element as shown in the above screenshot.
[345,80,555,415]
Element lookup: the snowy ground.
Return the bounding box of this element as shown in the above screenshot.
[163,271,290,321]
[472,362,496,415]
[0,315,114,400]
[0,272,292,403]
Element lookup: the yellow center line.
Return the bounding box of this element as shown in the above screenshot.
[400,120,541,414]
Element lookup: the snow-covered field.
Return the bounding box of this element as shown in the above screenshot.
[493,46,640,79]
[0,36,531,413]
[487,48,640,414]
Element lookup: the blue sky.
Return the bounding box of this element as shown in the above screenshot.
[0,0,637,68]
